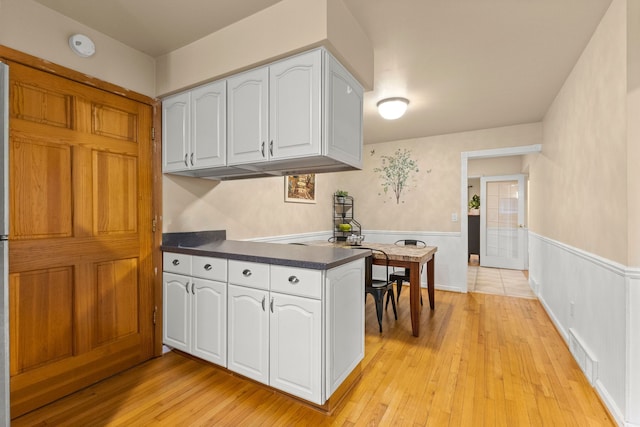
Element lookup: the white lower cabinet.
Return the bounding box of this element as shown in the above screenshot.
[163,254,227,367]
[227,284,269,384]
[191,278,227,366]
[163,272,190,352]
[269,292,321,404]
[227,284,322,404]
[164,252,364,406]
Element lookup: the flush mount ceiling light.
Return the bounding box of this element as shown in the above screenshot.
[68,34,95,57]
[377,97,409,120]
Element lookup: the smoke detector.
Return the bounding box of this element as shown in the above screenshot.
[68,34,95,57]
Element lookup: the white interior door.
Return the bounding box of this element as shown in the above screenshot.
[480,174,526,270]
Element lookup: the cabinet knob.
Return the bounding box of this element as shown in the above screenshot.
[288,276,300,285]
[204,264,212,271]
[242,269,252,277]
[261,142,265,157]
[172,259,180,266]
[190,153,194,166]
[261,296,266,311]
[269,140,273,156]
[270,297,274,313]
[184,154,188,167]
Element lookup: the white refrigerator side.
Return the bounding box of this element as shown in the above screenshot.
[0,60,9,426]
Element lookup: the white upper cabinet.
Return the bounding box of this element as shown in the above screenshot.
[164,48,363,179]
[228,51,321,166]
[227,67,269,165]
[162,80,226,173]
[191,81,226,169]
[269,50,321,161]
[324,54,363,169]
[162,92,190,173]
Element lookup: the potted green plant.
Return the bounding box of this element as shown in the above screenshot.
[335,190,348,203]
[468,194,480,215]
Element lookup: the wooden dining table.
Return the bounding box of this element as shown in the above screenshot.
[307,241,437,337]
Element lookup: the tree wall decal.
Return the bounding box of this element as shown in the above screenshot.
[374,148,419,204]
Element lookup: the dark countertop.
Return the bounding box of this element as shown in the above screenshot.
[161,239,370,270]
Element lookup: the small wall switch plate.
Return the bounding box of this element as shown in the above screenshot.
[451,213,458,222]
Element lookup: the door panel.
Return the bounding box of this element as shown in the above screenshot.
[96,258,139,345]
[94,151,138,234]
[10,138,72,239]
[9,267,74,375]
[7,61,155,418]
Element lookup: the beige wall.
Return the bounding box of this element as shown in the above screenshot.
[627,0,640,266]
[165,123,541,239]
[335,124,540,233]
[531,0,627,264]
[163,173,343,240]
[155,0,373,96]
[467,156,524,177]
[0,0,156,97]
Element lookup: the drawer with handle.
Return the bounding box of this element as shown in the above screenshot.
[192,256,227,282]
[163,252,191,275]
[270,265,322,299]
[228,260,269,290]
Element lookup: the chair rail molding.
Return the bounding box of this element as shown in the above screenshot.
[252,229,463,293]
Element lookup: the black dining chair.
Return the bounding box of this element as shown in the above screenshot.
[361,248,397,333]
[386,239,427,309]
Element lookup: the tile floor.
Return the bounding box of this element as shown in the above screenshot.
[467,256,536,299]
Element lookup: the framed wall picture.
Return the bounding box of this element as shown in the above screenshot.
[285,174,316,203]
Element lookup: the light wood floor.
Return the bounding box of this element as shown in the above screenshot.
[13,290,614,426]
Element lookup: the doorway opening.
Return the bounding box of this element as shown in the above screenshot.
[460,145,541,294]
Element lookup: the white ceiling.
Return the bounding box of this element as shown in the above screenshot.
[34,0,612,144]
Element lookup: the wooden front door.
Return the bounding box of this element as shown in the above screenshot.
[6,61,155,417]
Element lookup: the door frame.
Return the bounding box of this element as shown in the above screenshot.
[460,144,541,292]
[0,44,163,421]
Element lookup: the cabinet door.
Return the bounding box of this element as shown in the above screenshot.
[269,50,321,160]
[191,278,227,366]
[324,53,363,169]
[227,284,269,384]
[163,273,190,352]
[269,292,322,404]
[162,92,190,172]
[191,81,226,169]
[227,67,269,165]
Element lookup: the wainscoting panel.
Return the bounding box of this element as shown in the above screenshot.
[529,232,633,426]
[248,230,466,293]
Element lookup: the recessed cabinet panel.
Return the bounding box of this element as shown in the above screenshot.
[227,284,269,384]
[191,278,227,366]
[162,92,190,172]
[269,50,321,160]
[162,272,190,352]
[227,67,269,165]
[191,81,226,169]
[270,292,322,404]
